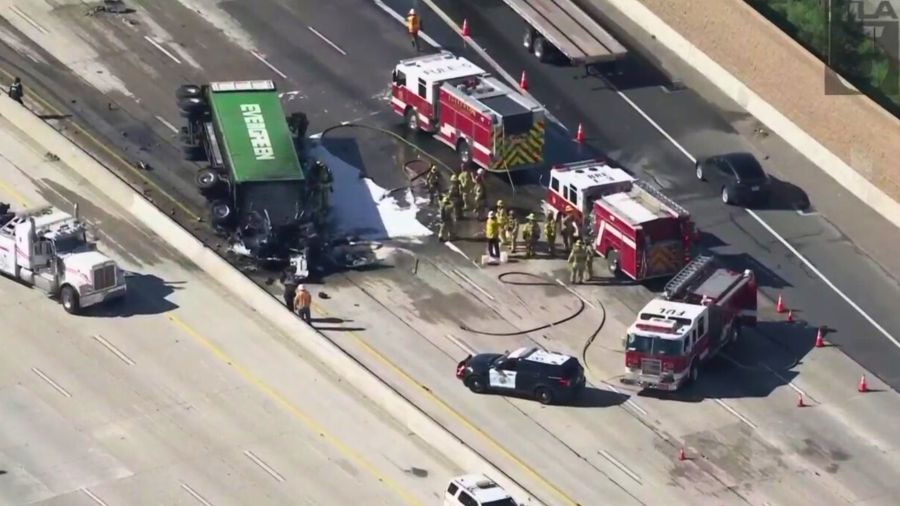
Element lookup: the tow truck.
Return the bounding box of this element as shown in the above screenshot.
[621,255,758,391]
[391,51,547,172]
[501,0,627,68]
[542,159,697,281]
[0,203,126,314]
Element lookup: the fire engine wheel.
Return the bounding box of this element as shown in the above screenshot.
[689,360,700,384]
[457,139,472,165]
[465,375,487,393]
[695,162,704,181]
[404,108,419,133]
[533,37,549,63]
[61,285,81,315]
[535,386,555,405]
[606,250,620,275]
[523,27,534,50]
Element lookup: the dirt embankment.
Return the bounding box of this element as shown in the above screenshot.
[638,0,900,203]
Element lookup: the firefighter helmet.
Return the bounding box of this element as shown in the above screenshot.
[450,174,458,182]
[488,211,496,219]
[575,239,583,246]
[527,213,536,221]
[497,199,505,207]
[409,8,415,15]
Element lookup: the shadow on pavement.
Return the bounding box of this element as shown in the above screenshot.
[87,272,181,317]
[753,176,812,212]
[572,386,630,408]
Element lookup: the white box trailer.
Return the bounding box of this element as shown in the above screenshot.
[503,0,627,66]
[0,204,126,314]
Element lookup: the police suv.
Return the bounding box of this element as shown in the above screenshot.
[456,347,586,405]
[445,474,516,506]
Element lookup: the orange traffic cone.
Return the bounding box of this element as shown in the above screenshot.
[858,374,869,393]
[797,393,805,407]
[787,309,794,323]
[815,328,825,348]
[520,71,529,90]
[776,294,786,313]
[678,447,686,461]
[461,19,470,37]
[575,123,586,143]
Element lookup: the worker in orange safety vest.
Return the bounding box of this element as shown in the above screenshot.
[406,9,422,52]
[294,284,313,324]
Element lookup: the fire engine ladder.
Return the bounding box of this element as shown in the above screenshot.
[663,254,715,299]
[633,180,690,217]
[0,206,52,236]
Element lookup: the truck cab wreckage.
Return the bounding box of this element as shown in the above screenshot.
[175,80,327,278]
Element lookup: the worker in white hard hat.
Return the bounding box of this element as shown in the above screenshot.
[406,8,422,52]
[293,284,312,324]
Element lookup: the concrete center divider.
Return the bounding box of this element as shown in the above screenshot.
[0,95,541,505]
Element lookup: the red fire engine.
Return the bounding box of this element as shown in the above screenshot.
[541,159,696,281]
[390,51,546,172]
[621,255,758,391]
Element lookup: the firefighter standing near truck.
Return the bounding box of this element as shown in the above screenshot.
[585,243,594,281]
[544,216,557,257]
[496,200,510,245]
[406,9,422,52]
[485,211,501,259]
[473,178,486,220]
[458,167,472,213]
[448,175,464,220]
[561,209,577,253]
[507,210,520,253]
[425,165,441,205]
[523,214,540,258]
[568,240,587,284]
[438,195,456,241]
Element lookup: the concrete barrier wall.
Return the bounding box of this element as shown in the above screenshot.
[0,96,539,505]
[605,0,900,231]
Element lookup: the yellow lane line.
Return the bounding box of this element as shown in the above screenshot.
[0,69,201,221]
[310,302,580,506]
[0,177,30,207]
[166,314,426,506]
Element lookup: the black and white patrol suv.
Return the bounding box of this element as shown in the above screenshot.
[456,347,586,405]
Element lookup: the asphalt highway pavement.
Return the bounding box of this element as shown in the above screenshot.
[0,115,460,506]
[376,0,900,390]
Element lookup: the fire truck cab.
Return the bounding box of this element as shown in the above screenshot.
[621,255,757,391]
[542,159,697,281]
[391,51,546,172]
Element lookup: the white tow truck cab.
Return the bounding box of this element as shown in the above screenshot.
[0,205,126,314]
[444,474,517,506]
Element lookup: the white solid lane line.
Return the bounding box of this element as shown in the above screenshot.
[81,488,111,506]
[180,483,215,506]
[308,26,348,56]
[144,36,182,65]
[31,367,72,397]
[155,115,179,133]
[250,51,288,79]
[9,6,48,35]
[243,450,286,482]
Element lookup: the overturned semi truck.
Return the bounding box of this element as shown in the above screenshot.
[175,80,320,278]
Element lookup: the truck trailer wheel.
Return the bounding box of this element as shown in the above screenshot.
[195,168,221,196]
[177,97,207,113]
[210,200,234,227]
[61,285,81,315]
[523,26,535,51]
[533,37,550,63]
[175,84,202,100]
[456,139,472,165]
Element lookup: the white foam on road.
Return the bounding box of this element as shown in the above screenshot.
[171,0,259,51]
[0,26,46,64]
[309,142,432,241]
[131,9,204,70]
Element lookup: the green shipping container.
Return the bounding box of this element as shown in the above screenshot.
[208,84,303,184]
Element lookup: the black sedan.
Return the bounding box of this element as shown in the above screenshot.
[695,153,772,206]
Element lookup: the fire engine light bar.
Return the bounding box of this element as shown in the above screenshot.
[553,159,606,171]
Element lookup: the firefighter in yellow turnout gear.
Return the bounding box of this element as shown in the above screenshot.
[568,240,588,284]
[458,168,472,213]
[522,214,540,258]
[544,216,557,257]
[496,200,509,245]
[507,210,519,253]
[425,165,441,205]
[448,175,463,220]
[438,195,455,241]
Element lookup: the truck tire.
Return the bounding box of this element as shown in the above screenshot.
[606,249,620,276]
[61,285,81,315]
[288,112,309,138]
[195,168,220,194]
[465,375,487,394]
[404,108,419,133]
[534,386,555,405]
[175,84,202,100]
[688,360,700,385]
[533,36,550,63]
[457,139,472,165]
[210,200,234,227]
[695,161,704,181]
[523,26,535,51]
[722,186,734,205]
[177,97,206,113]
